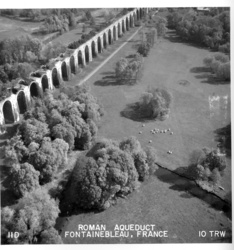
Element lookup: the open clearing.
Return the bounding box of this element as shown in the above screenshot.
[57,28,231,243]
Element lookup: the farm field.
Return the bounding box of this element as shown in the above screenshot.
[57,27,231,243]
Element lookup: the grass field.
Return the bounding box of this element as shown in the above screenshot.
[56,27,231,243]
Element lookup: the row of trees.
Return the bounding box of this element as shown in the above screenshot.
[203,53,230,81]
[167,9,230,53]
[62,137,158,211]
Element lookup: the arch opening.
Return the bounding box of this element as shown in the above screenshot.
[61,62,68,81]
[137,10,139,20]
[85,45,89,64]
[97,37,102,53]
[78,50,84,67]
[70,55,76,74]
[103,33,107,49]
[126,17,129,31]
[30,82,41,98]
[17,91,27,114]
[118,23,121,37]
[122,20,125,33]
[91,41,97,58]
[52,68,60,88]
[41,75,49,92]
[3,100,15,124]
[108,29,112,44]
[130,15,133,27]
[113,26,117,41]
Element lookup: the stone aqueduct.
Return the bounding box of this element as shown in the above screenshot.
[0,8,148,131]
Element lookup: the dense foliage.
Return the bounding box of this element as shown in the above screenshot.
[188,148,226,187]
[9,163,40,198]
[63,137,158,211]
[137,41,151,57]
[3,86,102,185]
[167,8,230,53]
[1,188,62,244]
[138,86,172,120]
[203,53,230,81]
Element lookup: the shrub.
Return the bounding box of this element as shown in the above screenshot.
[138,86,172,120]
[203,53,230,81]
[216,62,230,80]
[137,42,151,57]
[188,148,226,186]
[218,43,230,54]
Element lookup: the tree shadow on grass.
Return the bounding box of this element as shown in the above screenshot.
[155,168,231,219]
[214,124,231,157]
[164,30,209,50]
[190,66,211,74]
[94,73,137,87]
[190,66,229,85]
[120,102,153,122]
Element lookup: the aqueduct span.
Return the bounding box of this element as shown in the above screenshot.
[0,8,147,133]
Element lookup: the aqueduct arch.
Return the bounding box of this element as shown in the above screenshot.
[91,41,97,58]
[3,100,15,124]
[136,9,139,20]
[61,61,68,81]
[103,33,107,49]
[41,75,49,92]
[118,23,121,37]
[78,50,84,67]
[70,55,76,74]
[85,45,90,64]
[108,29,112,44]
[52,68,60,88]
[97,37,102,53]
[126,17,129,31]
[130,15,133,27]
[17,91,27,114]
[30,82,41,98]
[133,13,137,25]
[122,19,125,33]
[113,26,117,41]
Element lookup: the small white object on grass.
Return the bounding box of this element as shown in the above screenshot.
[149,140,152,143]
[139,131,142,134]
[142,124,145,127]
